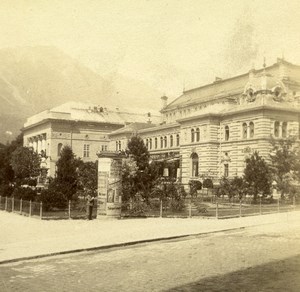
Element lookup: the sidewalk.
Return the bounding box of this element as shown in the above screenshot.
[1,210,300,264]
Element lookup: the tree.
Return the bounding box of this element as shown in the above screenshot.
[123,135,159,201]
[203,178,213,189]
[269,137,300,198]
[244,151,272,201]
[76,160,98,198]
[10,146,41,185]
[55,145,78,201]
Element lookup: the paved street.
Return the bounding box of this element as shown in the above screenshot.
[1,222,300,291]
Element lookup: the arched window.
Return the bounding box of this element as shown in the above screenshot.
[160,137,163,148]
[146,139,149,149]
[249,122,254,138]
[116,141,118,151]
[282,122,287,138]
[242,123,247,139]
[225,126,229,141]
[170,135,173,147]
[176,134,180,146]
[196,128,200,142]
[164,136,167,148]
[119,141,121,150]
[149,138,152,150]
[191,129,195,142]
[274,121,280,137]
[191,152,199,177]
[57,143,63,157]
[155,138,158,149]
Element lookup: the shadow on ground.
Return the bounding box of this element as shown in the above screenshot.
[167,255,300,292]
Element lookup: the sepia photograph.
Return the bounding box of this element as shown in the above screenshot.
[0,0,300,291]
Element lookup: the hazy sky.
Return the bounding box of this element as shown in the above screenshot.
[1,0,300,97]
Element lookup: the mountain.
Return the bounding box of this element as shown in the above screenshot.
[0,46,162,143]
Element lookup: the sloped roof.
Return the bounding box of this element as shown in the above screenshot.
[109,122,157,136]
[24,101,161,128]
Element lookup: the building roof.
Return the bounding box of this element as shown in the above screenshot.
[109,122,157,136]
[163,59,300,111]
[24,101,161,129]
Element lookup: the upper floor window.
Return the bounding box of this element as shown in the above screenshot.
[196,128,200,142]
[170,135,173,147]
[101,145,107,151]
[224,164,229,177]
[57,143,63,157]
[176,134,180,146]
[164,136,167,148]
[155,138,158,149]
[225,126,229,141]
[249,122,254,138]
[83,144,90,158]
[242,123,247,139]
[282,122,287,138]
[160,137,163,148]
[191,129,195,142]
[149,138,152,150]
[274,121,280,137]
[146,139,149,149]
[115,141,118,151]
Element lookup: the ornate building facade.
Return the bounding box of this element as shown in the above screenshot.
[22,102,160,177]
[109,59,300,187]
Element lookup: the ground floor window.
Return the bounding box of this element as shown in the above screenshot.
[83,144,90,157]
[224,164,229,177]
[191,152,199,177]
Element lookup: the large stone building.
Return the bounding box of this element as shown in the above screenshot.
[109,59,300,187]
[22,102,160,177]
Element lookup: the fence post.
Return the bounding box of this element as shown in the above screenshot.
[5,196,7,211]
[29,200,32,217]
[216,202,219,219]
[239,199,242,217]
[159,199,163,218]
[12,197,14,212]
[259,197,262,215]
[68,200,71,219]
[40,202,43,219]
[277,198,280,213]
[20,198,22,214]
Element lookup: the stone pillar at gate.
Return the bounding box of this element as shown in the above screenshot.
[96,151,126,219]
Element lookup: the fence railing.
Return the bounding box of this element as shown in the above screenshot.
[0,196,97,220]
[0,195,297,220]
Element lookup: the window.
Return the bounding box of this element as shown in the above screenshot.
[249,122,254,138]
[224,164,229,177]
[274,121,280,137]
[115,141,118,151]
[146,139,149,149]
[164,136,167,148]
[155,138,158,149]
[57,143,63,157]
[176,134,180,146]
[242,123,247,139]
[160,137,163,148]
[119,141,121,150]
[196,128,200,142]
[170,135,173,147]
[225,126,229,141]
[149,138,152,150]
[101,145,107,151]
[191,153,199,177]
[282,122,287,138]
[83,144,90,158]
[191,129,195,142]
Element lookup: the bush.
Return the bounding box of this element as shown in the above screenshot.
[203,178,213,189]
[0,184,14,197]
[12,186,37,201]
[168,197,185,211]
[189,180,202,196]
[39,188,68,211]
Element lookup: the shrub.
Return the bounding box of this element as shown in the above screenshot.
[12,186,37,201]
[0,184,14,197]
[203,178,213,189]
[39,188,68,211]
[189,180,202,196]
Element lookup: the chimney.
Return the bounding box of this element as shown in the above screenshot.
[214,77,222,83]
[161,95,168,109]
